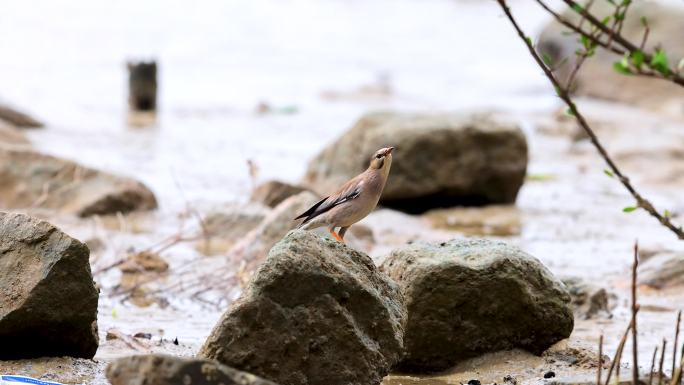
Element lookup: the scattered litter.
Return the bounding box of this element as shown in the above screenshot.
[0,376,79,385]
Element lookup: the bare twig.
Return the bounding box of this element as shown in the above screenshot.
[632,242,640,385]
[670,348,684,385]
[495,0,684,241]
[660,339,668,385]
[675,311,683,378]
[605,319,634,385]
[598,334,604,385]
[651,346,660,385]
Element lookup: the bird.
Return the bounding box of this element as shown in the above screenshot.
[295,146,394,243]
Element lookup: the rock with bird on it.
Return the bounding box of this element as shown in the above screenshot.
[227,191,321,273]
[380,238,573,373]
[200,229,406,385]
[107,354,279,385]
[0,147,157,217]
[0,212,99,359]
[303,111,528,213]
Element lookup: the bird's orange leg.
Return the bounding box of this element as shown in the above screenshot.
[328,227,345,243]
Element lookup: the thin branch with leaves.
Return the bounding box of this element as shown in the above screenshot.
[495,0,684,240]
[536,0,684,87]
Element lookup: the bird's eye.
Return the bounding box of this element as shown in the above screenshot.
[375,154,382,159]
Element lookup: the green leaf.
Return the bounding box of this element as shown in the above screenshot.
[525,36,533,46]
[623,206,638,213]
[601,16,612,25]
[565,107,576,116]
[613,58,632,75]
[542,53,554,67]
[630,50,644,69]
[664,209,671,218]
[604,169,614,178]
[526,173,556,182]
[554,85,562,96]
[650,48,671,76]
[640,16,648,27]
[580,35,591,50]
[572,3,584,13]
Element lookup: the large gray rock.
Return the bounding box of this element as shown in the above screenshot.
[107,354,278,385]
[537,2,684,112]
[381,239,573,372]
[0,148,157,217]
[303,111,528,213]
[0,212,99,359]
[200,230,406,385]
[228,191,320,273]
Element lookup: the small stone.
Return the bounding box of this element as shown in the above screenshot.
[250,180,310,208]
[106,354,278,385]
[544,371,556,379]
[467,380,481,385]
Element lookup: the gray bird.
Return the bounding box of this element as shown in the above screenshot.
[295,146,394,242]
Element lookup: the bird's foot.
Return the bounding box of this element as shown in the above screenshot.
[328,228,345,243]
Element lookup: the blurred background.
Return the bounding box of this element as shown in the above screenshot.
[1,0,684,383]
[0,0,556,209]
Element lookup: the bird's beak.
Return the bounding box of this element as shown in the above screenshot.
[384,147,395,156]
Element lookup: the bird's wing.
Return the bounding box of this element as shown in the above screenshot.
[294,176,364,224]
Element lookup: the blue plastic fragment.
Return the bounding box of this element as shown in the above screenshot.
[0,375,82,385]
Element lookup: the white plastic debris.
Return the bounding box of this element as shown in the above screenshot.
[0,376,81,385]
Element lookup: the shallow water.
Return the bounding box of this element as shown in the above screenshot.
[1,0,684,384]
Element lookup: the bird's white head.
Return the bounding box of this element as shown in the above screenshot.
[369,146,394,171]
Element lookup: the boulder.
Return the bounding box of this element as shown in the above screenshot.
[107,354,278,385]
[0,212,99,359]
[0,104,43,128]
[250,180,311,208]
[537,2,684,113]
[196,204,269,255]
[0,148,157,217]
[639,252,684,289]
[228,191,320,273]
[380,239,573,372]
[200,230,406,385]
[303,111,528,213]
